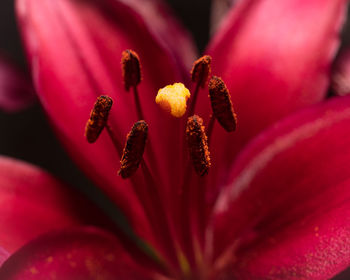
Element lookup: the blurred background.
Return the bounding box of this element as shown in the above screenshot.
[0,0,349,278]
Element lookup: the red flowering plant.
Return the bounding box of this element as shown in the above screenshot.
[0,0,349,279]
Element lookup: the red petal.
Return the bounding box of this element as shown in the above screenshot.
[0,156,113,253]
[200,0,347,199]
[0,247,9,266]
[119,0,197,74]
[0,56,35,112]
[211,96,350,279]
[0,227,158,280]
[16,0,196,247]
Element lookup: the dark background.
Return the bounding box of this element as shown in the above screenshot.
[0,0,349,278]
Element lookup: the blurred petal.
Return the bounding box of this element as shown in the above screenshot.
[0,57,35,112]
[210,0,235,35]
[118,0,197,73]
[0,247,9,266]
[0,227,158,280]
[331,47,350,96]
[16,0,195,243]
[212,96,350,279]
[200,0,347,199]
[0,156,113,253]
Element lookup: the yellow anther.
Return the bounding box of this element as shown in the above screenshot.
[155,83,190,118]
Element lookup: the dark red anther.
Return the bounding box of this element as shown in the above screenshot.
[186,115,211,176]
[118,120,148,178]
[121,49,142,91]
[85,96,113,143]
[208,76,237,132]
[191,55,212,88]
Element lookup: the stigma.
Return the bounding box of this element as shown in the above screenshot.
[155,83,191,118]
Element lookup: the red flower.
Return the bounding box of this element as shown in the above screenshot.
[0,0,349,279]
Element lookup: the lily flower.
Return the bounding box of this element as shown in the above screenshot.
[0,0,349,279]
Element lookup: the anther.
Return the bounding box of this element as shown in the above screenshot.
[118,120,148,179]
[121,49,141,91]
[186,115,211,176]
[191,55,212,88]
[156,83,191,118]
[85,95,113,143]
[208,76,237,132]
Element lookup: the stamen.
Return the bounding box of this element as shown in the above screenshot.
[188,55,212,116]
[186,115,211,176]
[191,55,212,88]
[121,49,141,91]
[206,115,216,145]
[208,76,237,132]
[85,95,113,143]
[156,83,191,118]
[118,120,148,178]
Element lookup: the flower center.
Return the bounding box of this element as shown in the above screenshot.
[84,50,236,280]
